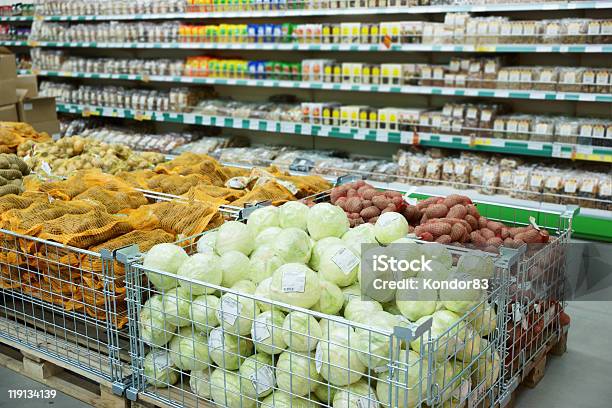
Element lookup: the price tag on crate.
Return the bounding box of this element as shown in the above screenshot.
[252,317,271,343]
[282,268,305,293]
[331,247,360,276]
[249,365,275,396]
[219,296,242,326]
[529,216,541,231]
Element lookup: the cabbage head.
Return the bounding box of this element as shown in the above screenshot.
[375,350,428,408]
[307,203,349,240]
[439,272,484,315]
[341,283,362,310]
[309,237,343,271]
[469,302,497,336]
[333,379,380,408]
[355,311,401,370]
[342,223,377,256]
[344,298,383,323]
[255,227,283,249]
[196,231,217,255]
[232,279,256,294]
[420,243,453,269]
[319,244,360,287]
[144,350,179,387]
[312,279,344,316]
[282,311,322,352]
[247,206,280,237]
[190,294,220,333]
[210,368,256,408]
[472,343,501,390]
[316,328,366,386]
[177,253,222,295]
[189,369,212,399]
[276,351,321,396]
[396,277,438,322]
[278,201,310,231]
[219,250,250,288]
[252,310,287,355]
[273,228,312,264]
[143,243,188,290]
[456,253,495,280]
[140,295,176,347]
[261,391,317,408]
[239,353,276,398]
[216,292,260,336]
[374,212,409,244]
[270,263,320,309]
[255,277,275,312]
[207,327,253,370]
[215,221,255,256]
[162,287,193,327]
[169,327,212,371]
[249,245,285,284]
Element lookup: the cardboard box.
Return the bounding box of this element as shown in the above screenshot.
[0,104,18,122]
[29,120,61,138]
[18,96,58,124]
[0,47,18,106]
[16,74,38,98]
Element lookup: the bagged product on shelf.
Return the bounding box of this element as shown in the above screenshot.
[479,163,499,195]
[558,67,584,93]
[535,66,558,91]
[509,166,531,199]
[555,119,580,144]
[597,174,612,209]
[532,116,556,142]
[543,170,564,204]
[564,19,590,44]
[577,172,601,208]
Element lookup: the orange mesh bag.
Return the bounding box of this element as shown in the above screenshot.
[154,152,205,174]
[184,184,245,203]
[231,181,296,207]
[1,200,100,237]
[38,179,90,201]
[181,187,230,206]
[146,173,210,196]
[116,169,156,189]
[0,194,37,214]
[0,122,50,153]
[38,210,133,249]
[75,186,148,214]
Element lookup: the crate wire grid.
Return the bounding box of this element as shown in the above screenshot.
[123,249,435,408]
[0,228,129,384]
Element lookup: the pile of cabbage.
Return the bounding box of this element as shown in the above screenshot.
[139,201,501,408]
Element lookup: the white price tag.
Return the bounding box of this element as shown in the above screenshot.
[331,247,360,275]
[529,216,541,231]
[41,161,53,176]
[373,365,389,374]
[512,303,522,323]
[152,351,172,371]
[208,328,224,350]
[452,379,471,403]
[220,296,242,326]
[252,317,272,343]
[356,397,371,408]
[282,269,306,293]
[249,365,275,396]
[315,343,323,374]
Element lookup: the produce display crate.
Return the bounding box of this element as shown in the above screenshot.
[118,209,521,408]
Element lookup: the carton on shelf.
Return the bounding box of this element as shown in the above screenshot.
[0,104,18,122]
[15,74,38,98]
[0,47,18,106]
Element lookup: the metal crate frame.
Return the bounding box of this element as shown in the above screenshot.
[119,212,521,408]
[0,228,131,390]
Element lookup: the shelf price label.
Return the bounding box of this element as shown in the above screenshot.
[82,107,99,117]
[134,111,152,121]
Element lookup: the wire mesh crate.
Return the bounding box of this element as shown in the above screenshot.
[0,229,131,388]
[119,215,517,408]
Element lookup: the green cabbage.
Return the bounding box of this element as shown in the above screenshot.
[249,245,286,284]
[189,369,212,399]
[207,327,253,370]
[219,251,251,288]
[215,221,255,256]
[469,302,497,336]
[196,231,217,255]
[456,327,482,363]
[252,310,287,355]
[355,311,400,370]
[344,298,383,323]
[341,283,362,310]
[282,311,322,352]
[270,263,320,309]
[140,295,176,347]
[273,228,312,264]
[255,278,275,312]
[210,368,256,408]
[416,260,452,282]
[143,350,179,387]
[143,243,188,290]
[472,344,501,391]
[231,279,256,294]
[309,237,343,271]
[439,272,484,315]
[162,287,193,327]
[333,379,380,408]
[307,203,349,240]
[255,227,283,249]
[239,353,276,398]
[387,240,424,278]
[396,278,438,322]
[456,253,495,280]
[314,381,337,406]
[317,328,366,386]
[420,243,453,270]
[374,212,409,244]
[261,391,317,408]
[319,244,360,287]
[342,223,377,256]
[276,351,321,396]
[247,206,280,237]
[190,294,220,333]
[216,292,260,336]
[169,327,211,371]
[177,253,222,295]
[313,279,344,316]
[375,350,428,408]
[278,201,310,231]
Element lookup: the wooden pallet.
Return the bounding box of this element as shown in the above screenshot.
[0,339,127,408]
[133,382,213,408]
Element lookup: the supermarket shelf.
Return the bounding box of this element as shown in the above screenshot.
[0,16,33,22]
[22,69,612,103]
[12,41,612,53]
[55,102,612,163]
[0,40,28,46]
[37,1,612,21]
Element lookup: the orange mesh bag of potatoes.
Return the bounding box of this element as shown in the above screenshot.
[75,186,148,214]
[183,184,245,203]
[154,152,205,174]
[37,210,134,249]
[0,122,51,153]
[116,169,157,189]
[146,173,210,196]
[0,194,38,214]
[231,180,296,207]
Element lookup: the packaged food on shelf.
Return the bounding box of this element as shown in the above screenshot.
[37,0,185,16]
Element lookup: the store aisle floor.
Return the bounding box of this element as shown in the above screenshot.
[0,302,610,407]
